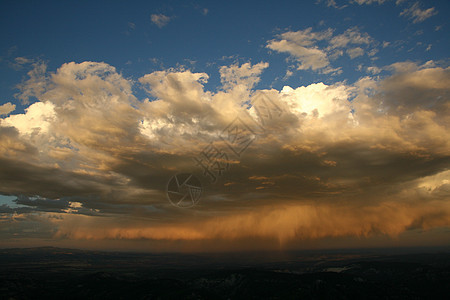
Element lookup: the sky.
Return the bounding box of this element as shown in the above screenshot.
[0,0,449,252]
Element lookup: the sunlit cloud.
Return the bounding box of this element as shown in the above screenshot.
[150,13,172,28]
[400,2,438,24]
[0,1,448,251]
[0,102,15,115]
[0,57,449,250]
[267,27,375,75]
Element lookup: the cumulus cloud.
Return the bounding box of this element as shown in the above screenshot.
[151,14,172,28]
[2,102,55,135]
[0,102,16,115]
[400,2,438,23]
[1,60,449,250]
[219,62,269,91]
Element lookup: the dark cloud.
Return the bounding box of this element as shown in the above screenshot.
[0,60,449,250]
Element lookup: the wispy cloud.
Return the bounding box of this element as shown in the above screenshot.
[151,14,172,28]
[353,0,387,5]
[267,28,332,71]
[400,2,438,23]
[316,0,347,9]
[347,47,364,59]
[267,27,374,74]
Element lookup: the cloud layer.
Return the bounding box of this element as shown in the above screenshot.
[1,59,449,250]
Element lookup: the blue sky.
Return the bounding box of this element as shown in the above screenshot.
[1,0,448,109]
[0,0,449,251]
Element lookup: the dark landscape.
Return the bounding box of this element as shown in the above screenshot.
[1,247,449,299]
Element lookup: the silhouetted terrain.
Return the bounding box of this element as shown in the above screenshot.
[1,247,449,299]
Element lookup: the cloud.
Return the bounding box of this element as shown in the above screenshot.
[1,101,55,135]
[0,102,16,115]
[270,47,328,71]
[267,27,374,73]
[14,61,48,104]
[8,57,35,71]
[366,66,382,74]
[1,60,449,250]
[329,27,372,49]
[151,14,172,28]
[353,0,387,4]
[15,57,33,65]
[322,0,387,8]
[267,28,332,71]
[51,186,450,247]
[316,0,347,9]
[326,0,338,8]
[347,47,364,59]
[400,2,437,23]
[219,62,269,90]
